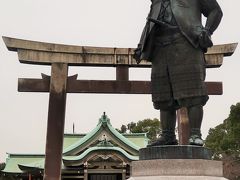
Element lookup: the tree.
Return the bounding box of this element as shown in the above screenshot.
[120,125,127,133]
[205,103,240,180]
[132,118,161,141]
[205,103,240,159]
[0,163,4,171]
[119,118,161,141]
[127,122,136,133]
[205,123,228,159]
[0,163,6,179]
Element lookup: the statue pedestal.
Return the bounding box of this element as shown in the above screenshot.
[129,146,227,180]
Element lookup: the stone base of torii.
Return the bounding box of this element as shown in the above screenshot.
[3,36,237,180]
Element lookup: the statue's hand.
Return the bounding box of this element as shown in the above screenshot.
[198,28,213,53]
[133,46,142,64]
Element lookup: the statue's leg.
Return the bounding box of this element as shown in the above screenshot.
[187,105,204,146]
[149,109,178,146]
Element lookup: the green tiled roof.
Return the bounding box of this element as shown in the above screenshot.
[63,133,149,149]
[63,121,102,155]
[18,159,45,171]
[63,146,139,166]
[63,134,85,149]
[106,119,140,150]
[123,133,149,148]
[2,154,44,174]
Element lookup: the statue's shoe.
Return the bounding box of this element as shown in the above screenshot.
[147,136,178,147]
[189,135,204,146]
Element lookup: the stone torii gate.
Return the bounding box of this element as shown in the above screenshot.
[3,36,237,180]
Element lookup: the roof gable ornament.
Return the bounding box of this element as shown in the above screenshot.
[98,112,111,126]
[97,138,114,147]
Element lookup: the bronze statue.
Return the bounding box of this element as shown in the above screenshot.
[134,0,223,146]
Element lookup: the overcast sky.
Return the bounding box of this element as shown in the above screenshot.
[0,0,239,161]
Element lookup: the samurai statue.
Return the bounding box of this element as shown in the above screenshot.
[134,0,223,146]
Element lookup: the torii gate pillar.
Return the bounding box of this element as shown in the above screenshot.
[44,63,68,179]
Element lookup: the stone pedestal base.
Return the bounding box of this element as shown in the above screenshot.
[139,145,213,160]
[130,146,227,179]
[129,159,227,179]
[129,176,227,179]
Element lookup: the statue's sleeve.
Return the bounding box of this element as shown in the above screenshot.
[200,0,223,34]
[138,5,152,48]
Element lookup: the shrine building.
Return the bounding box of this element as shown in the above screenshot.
[1,114,149,180]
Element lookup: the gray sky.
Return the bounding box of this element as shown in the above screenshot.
[0,0,239,161]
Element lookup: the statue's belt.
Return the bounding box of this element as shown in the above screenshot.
[148,18,177,29]
[154,32,183,46]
